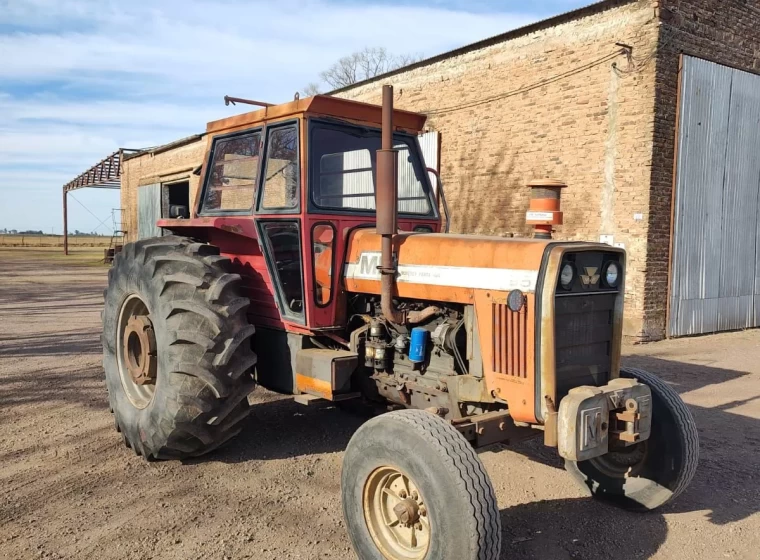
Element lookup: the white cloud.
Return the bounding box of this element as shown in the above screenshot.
[0,0,538,232]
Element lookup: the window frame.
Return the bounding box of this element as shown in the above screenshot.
[198,127,264,217]
[306,118,439,219]
[256,119,301,215]
[255,219,307,325]
[310,221,337,308]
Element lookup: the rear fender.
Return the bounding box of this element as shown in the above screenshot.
[157,217,258,244]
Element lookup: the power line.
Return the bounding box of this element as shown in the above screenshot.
[68,192,113,233]
[425,49,626,116]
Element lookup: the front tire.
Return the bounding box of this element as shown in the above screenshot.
[565,367,699,511]
[342,410,501,560]
[102,236,257,460]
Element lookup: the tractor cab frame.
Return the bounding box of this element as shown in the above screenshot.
[159,95,441,334]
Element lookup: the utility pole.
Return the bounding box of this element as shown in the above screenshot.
[63,189,68,255]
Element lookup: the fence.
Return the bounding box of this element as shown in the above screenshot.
[0,235,118,248]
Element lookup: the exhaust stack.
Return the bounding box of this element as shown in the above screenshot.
[376,85,439,325]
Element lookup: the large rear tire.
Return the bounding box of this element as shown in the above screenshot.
[342,410,501,560]
[565,367,699,511]
[102,236,257,460]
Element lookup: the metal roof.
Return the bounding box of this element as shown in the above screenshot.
[330,0,636,95]
[63,149,141,193]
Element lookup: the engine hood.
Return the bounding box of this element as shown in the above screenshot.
[344,229,555,303]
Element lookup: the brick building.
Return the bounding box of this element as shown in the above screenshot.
[117,0,760,340]
[120,135,205,240]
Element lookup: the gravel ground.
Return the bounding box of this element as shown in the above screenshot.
[1,250,758,559]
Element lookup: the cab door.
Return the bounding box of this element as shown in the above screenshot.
[254,121,307,327]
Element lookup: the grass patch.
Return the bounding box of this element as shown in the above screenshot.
[0,247,110,267]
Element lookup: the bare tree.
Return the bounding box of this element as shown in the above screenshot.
[302,47,423,95]
[302,82,322,96]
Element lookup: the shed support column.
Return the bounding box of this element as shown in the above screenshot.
[63,189,68,256]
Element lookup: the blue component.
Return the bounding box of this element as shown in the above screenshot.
[408,327,429,363]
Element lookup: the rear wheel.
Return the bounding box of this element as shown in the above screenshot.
[102,236,257,460]
[565,367,699,511]
[342,410,501,560]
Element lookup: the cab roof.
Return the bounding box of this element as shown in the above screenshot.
[206,95,427,136]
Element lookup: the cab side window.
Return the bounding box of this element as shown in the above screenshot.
[260,125,299,211]
[201,130,261,214]
[260,221,304,319]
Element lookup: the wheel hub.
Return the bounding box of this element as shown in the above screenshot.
[393,498,421,527]
[122,315,157,386]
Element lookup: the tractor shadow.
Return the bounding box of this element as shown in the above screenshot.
[186,395,364,464]
[498,497,667,560]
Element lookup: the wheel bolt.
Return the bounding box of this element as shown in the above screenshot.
[399,490,407,498]
[420,507,427,517]
[415,523,423,530]
[411,491,418,500]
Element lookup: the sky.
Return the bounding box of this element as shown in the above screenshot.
[0,0,591,235]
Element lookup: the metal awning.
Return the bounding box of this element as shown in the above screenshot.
[63,148,141,192]
[62,148,142,254]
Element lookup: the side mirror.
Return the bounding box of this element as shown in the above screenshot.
[169,205,190,219]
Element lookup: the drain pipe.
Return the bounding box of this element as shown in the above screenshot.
[376,85,439,325]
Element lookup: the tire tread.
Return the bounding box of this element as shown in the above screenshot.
[621,367,699,503]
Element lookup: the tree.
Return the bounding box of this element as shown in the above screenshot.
[303,47,422,95]
[302,82,322,96]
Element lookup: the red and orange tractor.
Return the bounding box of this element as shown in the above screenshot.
[103,86,698,559]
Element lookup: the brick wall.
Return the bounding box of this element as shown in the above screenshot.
[645,0,760,338]
[337,0,660,337]
[120,137,206,242]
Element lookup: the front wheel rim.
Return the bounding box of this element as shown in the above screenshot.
[363,466,431,559]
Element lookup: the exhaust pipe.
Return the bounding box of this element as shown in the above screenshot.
[376,85,439,325]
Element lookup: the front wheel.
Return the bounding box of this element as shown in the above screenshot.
[565,367,699,511]
[342,410,501,560]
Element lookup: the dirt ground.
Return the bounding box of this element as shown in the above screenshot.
[1,249,758,560]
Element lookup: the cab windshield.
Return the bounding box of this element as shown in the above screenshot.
[309,121,434,216]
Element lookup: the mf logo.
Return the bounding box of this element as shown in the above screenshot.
[580,266,600,288]
[357,252,381,279]
[580,407,604,451]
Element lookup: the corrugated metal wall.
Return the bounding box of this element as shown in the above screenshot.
[669,57,760,336]
[328,131,439,213]
[419,131,440,201]
[137,184,163,240]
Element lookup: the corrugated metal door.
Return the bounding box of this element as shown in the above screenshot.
[137,183,163,240]
[418,130,440,194]
[669,57,760,336]
[328,131,439,213]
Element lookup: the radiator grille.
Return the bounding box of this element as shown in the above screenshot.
[492,302,528,377]
[554,293,615,401]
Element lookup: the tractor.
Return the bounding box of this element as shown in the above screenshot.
[102,85,698,559]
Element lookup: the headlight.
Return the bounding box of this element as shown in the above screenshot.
[560,262,575,290]
[604,262,620,288]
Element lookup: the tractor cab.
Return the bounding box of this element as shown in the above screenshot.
[159,95,441,332]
